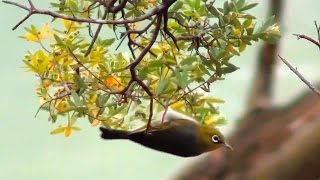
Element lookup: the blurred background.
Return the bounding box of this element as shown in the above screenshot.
[0,0,319,179]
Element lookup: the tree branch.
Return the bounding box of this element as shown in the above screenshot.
[3,0,167,29]
[84,9,108,57]
[315,21,320,45]
[128,15,162,132]
[162,9,179,50]
[278,55,320,97]
[108,0,128,13]
[247,0,283,110]
[293,33,320,49]
[250,110,320,179]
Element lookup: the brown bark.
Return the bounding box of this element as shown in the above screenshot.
[248,0,283,110]
[174,91,320,180]
[174,1,320,179]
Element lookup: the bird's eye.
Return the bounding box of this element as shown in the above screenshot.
[212,135,220,143]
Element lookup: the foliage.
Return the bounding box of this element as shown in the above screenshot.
[5,0,280,136]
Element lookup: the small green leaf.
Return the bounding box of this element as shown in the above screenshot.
[216,117,227,125]
[236,0,245,9]
[100,38,115,46]
[73,74,87,94]
[48,114,58,123]
[71,126,81,131]
[221,63,240,74]
[198,64,211,76]
[255,16,275,33]
[71,92,83,107]
[207,5,222,17]
[171,1,183,12]
[50,126,66,135]
[53,34,64,45]
[108,105,127,118]
[156,79,169,96]
[175,68,188,89]
[194,0,201,10]
[239,3,258,11]
[223,1,230,15]
[243,18,253,28]
[97,94,110,107]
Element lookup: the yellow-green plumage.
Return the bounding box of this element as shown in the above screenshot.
[100,118,231,157]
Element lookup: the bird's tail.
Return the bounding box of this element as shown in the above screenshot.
[99,127,129,139]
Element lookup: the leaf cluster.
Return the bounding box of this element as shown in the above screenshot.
[14,0,280,136]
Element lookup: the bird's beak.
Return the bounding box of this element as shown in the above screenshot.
[223,142,233,151]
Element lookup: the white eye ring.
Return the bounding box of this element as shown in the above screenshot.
[212,135,219,143]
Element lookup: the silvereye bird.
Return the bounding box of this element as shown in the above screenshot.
[99,110,232,157]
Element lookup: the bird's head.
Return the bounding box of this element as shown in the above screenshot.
[197,125,233,152]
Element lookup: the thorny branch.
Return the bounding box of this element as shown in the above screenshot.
[279,56,320,97]
[293,21,320,50]
[3,0,167,27]
[293,34,320,49]
[280,22,320,97]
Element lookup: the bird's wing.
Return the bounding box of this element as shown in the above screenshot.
[118,109,199,134]
[128,118,197,135]
[162,108,198,124]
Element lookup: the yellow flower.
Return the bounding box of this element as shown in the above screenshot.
[56,100,70,113]
[64,126,72,137]
[267,24,280,36]
[39,23,53,39]
[87,103,100,119]
[39,97,48,104]
[226,43,234,55]
[88,93,98,103]
[104,76,120,86]
[21,23,53,42]
[204,115,218,126]
[81,1,91,18]
[24,50,50,74]
[170,100,185,111]
[50,125,81,137]
[147,0,157,7]
[158,41,171,52]
[104,76,124,91]
[232,27,242,38]
[128,23,139,40]
[61,19,77,32]
[137,0,157,10]
[91,119,101,127]
[89,47,106,66]
[23,32,40,42]
[41,79,52,89]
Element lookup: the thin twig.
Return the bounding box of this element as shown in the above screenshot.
[169,74,218,106]
[293,34,320,49]
[68,48,105,85]
[108,0,128,13]
[162,10,179,50]
[84,9,108,57]
[129,15,162,132]
[129,17,161,68]
[34,92,71,117]
[279,55,320,97]
[3,0,167,29]
[314,21,320,48]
